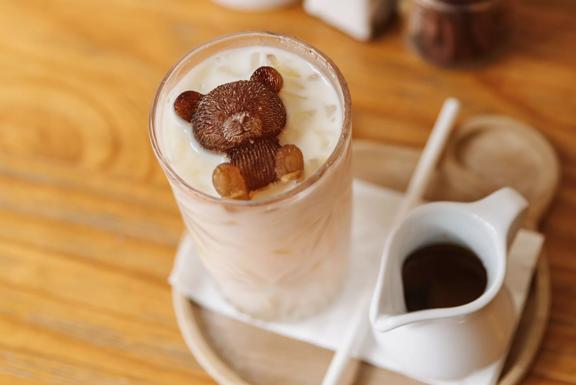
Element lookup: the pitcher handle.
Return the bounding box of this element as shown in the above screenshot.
[469,188,528,250]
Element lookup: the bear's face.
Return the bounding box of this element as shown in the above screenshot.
[193,80,286,152]
[174,66,286,153]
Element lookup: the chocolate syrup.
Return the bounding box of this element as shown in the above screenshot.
[402,243,488,312]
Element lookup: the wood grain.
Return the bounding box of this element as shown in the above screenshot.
[0,0,575,384]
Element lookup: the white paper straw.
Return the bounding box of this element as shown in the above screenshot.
[320,97,461,385]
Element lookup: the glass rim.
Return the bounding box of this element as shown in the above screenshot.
[149,31,352,207]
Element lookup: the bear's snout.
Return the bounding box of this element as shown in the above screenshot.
[222,111,263,145]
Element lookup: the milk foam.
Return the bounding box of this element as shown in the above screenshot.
[160,46,343,199]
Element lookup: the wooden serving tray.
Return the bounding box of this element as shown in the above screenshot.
[173,115,559,385]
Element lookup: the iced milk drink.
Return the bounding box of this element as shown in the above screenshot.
[150,32,352,320]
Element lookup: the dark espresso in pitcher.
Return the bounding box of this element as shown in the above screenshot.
[402,243,488,312]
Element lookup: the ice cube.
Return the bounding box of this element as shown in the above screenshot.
[189,63,215,92]
[279,65,301,79]
[294,109,317,123]
[285,78,305,91]
[217,65,242,77]
[266,54,279,66]
[307,73,321,81]
[315,131,331,151]
[282,91,308,102]
[250,52,261,69]
[324,104,337,118]
[281,126,302,143]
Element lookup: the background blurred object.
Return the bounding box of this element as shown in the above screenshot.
[214,0,300,11]
[405,0,511,66]
[213,0,510,65]
[304,0,397,41]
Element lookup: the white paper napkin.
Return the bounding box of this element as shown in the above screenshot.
[170,179,544,385]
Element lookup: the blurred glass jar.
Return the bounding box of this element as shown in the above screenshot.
[405,0,512,66]
[214,0,300,11]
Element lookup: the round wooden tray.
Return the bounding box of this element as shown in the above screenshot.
[173,115,559,385]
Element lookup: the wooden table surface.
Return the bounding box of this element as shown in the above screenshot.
[1,1,575,384]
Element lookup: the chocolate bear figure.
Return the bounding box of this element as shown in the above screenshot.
[174,66,304,200]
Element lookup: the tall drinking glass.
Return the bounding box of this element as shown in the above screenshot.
[150,32,352,320]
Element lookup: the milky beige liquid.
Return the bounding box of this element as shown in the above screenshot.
[152,40,352,320]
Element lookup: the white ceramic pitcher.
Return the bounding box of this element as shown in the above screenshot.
[369,188,528,380]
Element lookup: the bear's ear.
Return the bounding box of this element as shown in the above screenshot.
[174,91,203,122]
[250,66,283,93]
